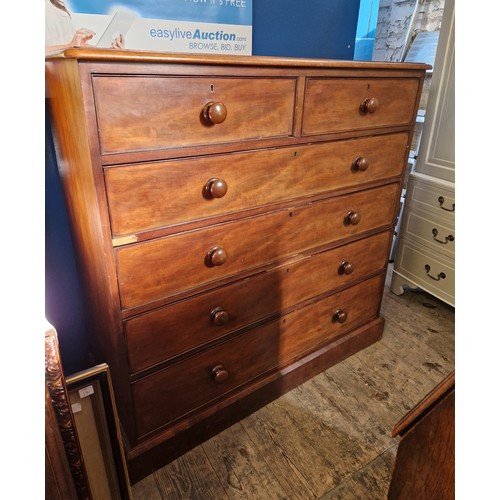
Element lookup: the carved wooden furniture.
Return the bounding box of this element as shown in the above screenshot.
[45,50,428,481]
[45,321,89,499]
[391,0,455,306]
[388,371,455,499]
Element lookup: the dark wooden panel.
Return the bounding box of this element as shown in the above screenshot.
[388,373,455,500]
[93,76,296,154]
[116,183,399,310]
[302,78,421,135]
[105,133,409,236]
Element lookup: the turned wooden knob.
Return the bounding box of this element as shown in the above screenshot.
[205,178,228,199]
[338,261,354,275]
[206,246,227,266]
[211,307,229,326]
[333,309,348,324]
[352,156,369,172]
[211,364,229,383]
[360,97,379,114]
[203,101,227,124]
[344,210,361,226]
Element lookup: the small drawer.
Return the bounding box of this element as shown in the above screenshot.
[302,77,421,135]
[406,175,455,219]
[395,239,454,305]
[105,132,409,237]
[92,75,296,155]
[116,184,399,310]
[403,209,455,259]
[125,231,392,373]
[132,273,384,437]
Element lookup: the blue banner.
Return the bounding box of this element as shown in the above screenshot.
[69,0,252,26]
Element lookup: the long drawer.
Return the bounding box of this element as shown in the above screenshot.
[116,183,400,310]
[132,273,385,437]
[125,230,392,373]
[302,77,421,135]
[93,76,297,155]
[105,133,409,237]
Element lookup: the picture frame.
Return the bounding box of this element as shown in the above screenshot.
[66,364,132,500]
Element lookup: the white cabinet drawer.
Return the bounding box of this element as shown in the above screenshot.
[403,209,455,259]
[406,173,455,221]
[394,239,454,306]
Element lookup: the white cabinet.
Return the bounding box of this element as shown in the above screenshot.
[391,0,455,306]
[391,173,455,306]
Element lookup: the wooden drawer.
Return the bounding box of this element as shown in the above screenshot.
[403,209,455,259]
[106,133,409,237]
[395,239,454,305]
[132,273,385,437]
[116,183,399,310]
[92,76,296,155]
[125,231,392,373]
[302,77,421,135]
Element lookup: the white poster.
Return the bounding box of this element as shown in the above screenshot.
[68,0,252,55]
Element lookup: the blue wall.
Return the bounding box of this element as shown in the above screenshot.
[253,0,360,59]
[45,102,89,373]
[46,1,362,373]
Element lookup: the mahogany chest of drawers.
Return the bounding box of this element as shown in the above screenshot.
[46,50,428,481]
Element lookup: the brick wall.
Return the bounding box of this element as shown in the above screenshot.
[372,0,446,187]
[373,0,445,62]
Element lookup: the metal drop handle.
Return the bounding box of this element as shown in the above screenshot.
[424,264,446,281]
[432,228,454,244]
[438,196,455,212]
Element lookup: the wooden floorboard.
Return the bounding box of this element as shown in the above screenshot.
[202,421,292,499]
[131,265,455,499]
[154,444,230,500]
[318,446,398,500]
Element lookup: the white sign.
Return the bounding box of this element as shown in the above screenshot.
[78,385,95,399]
